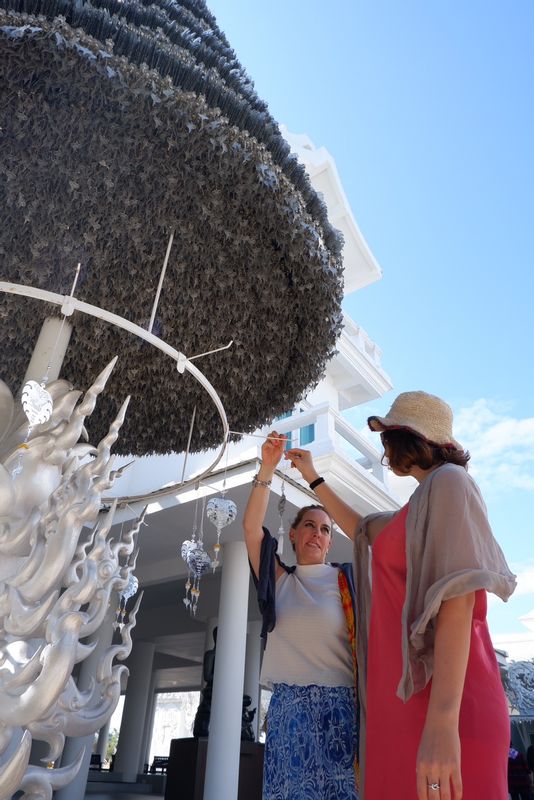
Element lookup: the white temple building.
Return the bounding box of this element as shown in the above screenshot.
[69,131,400,800]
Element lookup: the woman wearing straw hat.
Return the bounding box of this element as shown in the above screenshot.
[244,432,359,800]
[286,391,516,800]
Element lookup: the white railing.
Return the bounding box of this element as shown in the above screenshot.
[259,403,387,485]
[341,316,384,369]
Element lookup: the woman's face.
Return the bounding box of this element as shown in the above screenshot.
[290,508,332,565]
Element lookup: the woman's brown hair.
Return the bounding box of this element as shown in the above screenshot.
[290,504,333,531]
[381,429,470,474]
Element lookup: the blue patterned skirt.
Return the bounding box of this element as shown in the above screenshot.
[263,683,358,800]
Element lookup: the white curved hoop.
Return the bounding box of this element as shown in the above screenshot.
[0,281,230,498]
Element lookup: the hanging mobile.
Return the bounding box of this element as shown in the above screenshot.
[181,489,200,611]
[181,493,212,615]
[206,436,237,570]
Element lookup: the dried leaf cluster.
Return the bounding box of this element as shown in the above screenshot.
[0,0,344,454]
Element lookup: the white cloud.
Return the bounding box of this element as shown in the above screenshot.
[512,567,534,598]
[453,399,534,494]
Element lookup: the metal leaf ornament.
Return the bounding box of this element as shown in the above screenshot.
[206,497,237,570]
[12,380,55,478]
[21,380,53,426]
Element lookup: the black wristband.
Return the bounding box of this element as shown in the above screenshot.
[309,477,325,491]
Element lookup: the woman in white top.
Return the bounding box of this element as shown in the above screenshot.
[243,432,359,800]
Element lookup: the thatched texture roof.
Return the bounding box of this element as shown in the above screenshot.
[0,0,344,454]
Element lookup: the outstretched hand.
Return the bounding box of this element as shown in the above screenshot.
[261,431,287,472]
[285,447,319,485]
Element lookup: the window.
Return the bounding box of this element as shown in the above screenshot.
[299,423,315,446]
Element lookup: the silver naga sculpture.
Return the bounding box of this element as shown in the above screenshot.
[0,358,142,799]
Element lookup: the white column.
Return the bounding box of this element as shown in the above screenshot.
[96,718,111,763]
[137,670,157,773]
[23,316,72,385]
[243,621,263,742]
[113,641,155,781]
[56,599,117,800]
[203,541,249,800]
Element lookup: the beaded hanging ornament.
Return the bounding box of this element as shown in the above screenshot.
[181,494,212,615]
[12,379,54,479]
[276,467,288,555]
[206,496,237,570]
[205,438,237,570]
[115,572,139,630]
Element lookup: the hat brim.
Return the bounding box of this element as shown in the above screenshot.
[367,416,463,451]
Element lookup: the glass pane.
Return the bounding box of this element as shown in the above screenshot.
[299,424,315,446]
[148,691,201,764]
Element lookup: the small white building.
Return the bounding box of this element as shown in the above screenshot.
[78,131,399,800]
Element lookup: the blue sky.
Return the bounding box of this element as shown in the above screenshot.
[209,1,534,654]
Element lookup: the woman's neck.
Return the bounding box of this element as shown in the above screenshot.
[410,462,444,484]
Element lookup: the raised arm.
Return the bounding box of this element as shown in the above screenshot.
[416,592,475,800]
[285,447,363,541]
[243,432,286,579]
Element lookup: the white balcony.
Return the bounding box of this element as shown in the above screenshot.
[327,314,393,408]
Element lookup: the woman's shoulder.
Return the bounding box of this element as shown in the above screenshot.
[428,463,475,492]
[363,511,397,544]
[420,464,484,513]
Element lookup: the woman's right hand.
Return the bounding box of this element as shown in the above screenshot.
[260,431,287,473]
[285,447,320,485]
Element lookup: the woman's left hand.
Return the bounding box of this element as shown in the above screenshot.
[416,721,462,800]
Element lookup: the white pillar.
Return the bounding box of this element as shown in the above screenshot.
[137,670,157,773]
[243,621,263,741]
[96,718,111,763]
[23,316,72,385]
[203,541,249,800]
[113,641,155,782]
[56,599,117,800]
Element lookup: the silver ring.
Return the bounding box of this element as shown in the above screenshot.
[427,783,440,791]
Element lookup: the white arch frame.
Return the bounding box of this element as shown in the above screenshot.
[0,281,230,503]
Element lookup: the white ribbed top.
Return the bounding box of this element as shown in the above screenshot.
[260,563,353,690]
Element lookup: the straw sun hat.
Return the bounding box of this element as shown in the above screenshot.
[367,391,463,450]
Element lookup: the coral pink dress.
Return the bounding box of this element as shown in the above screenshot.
[365,505,509,799]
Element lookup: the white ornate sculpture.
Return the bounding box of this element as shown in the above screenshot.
[0,358,142,799]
